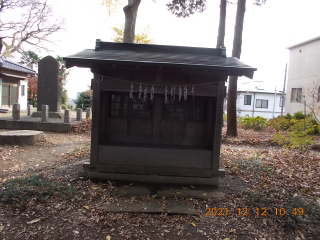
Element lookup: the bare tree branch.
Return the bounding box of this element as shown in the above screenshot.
[303,79,320,123]
[0,0,64,57]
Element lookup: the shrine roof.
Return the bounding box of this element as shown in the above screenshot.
[64,40,257,79]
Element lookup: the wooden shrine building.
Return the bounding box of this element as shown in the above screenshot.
[64,40,256,186]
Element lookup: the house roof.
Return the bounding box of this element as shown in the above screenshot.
[0,57,36,74]
[64,40,257,79]
[237,86,284,95]
[287,35,320,50]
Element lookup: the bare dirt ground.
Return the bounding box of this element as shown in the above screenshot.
[0,127,319,240]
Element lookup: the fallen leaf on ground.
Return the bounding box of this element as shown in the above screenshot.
[27,218,41,224]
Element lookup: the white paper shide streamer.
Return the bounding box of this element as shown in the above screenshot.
[129,83,133,99]
[150,86,155,101]
[178,86,182,101]
[139,84,142,99]
[191,85,195,99]
[184,86,187,100]
[165,86,168,103]
[144,86,147,101]
[125,81,199,103]
[171,86,176,100]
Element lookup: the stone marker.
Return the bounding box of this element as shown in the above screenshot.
[0,130,45,146]
[105,199,197,215]
[76,108,82,121]
[86,108,91,119]
[27,104,33,116]
[12,103,20,120]
[37,56,59,112]
[157,188,225,200]
[115,186,151,197]
[41,104,49,122]
[64,109,71,123]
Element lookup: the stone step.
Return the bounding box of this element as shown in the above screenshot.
[0,130,45,146]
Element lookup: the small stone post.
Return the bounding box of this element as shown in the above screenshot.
[86,108,91,119]
[27,104,33,116]
[64,109,71,123]
[76,108,82,121]
[12,103,20,120]
[41,104,49,122]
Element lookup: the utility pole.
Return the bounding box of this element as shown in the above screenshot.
[272,86,277,118]
[281,64,287,116]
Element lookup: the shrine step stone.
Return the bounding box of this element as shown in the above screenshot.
[105,199,197,215]
[0,130,45,146]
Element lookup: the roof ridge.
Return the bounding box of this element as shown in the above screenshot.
[1,57,36,74]
[3,58,35,72]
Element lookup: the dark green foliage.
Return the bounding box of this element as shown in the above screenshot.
[293,111,305,120]
[244,190,320,231]
[288,118,319,135]
[56,56,69,107]
[238,116,267,130]
[59,88,68,109]
[19,50,40,69]
[268,116,291,130]
[269,112,319,133]
[284,196,320,229]
[0,174,75,204]
[74,92,91,109]
[272,131,313,151]
[269,112,319,151]
[284,113,292,120]
[166,0,207,18]
[223,114,227,127]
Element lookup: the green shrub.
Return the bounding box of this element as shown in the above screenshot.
[239,116,267,130]
[61,104,68,110]
[284,113,293,120]
[67,105,74,110]
[268,116,291,130]
[223,114,227,127]
[288,118,319,134]
[272,131,313,152]
[293,111,305,120]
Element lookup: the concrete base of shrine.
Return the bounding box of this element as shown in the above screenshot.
[84,162,225,186]
[0,116,79,132]
[31,111,64,119]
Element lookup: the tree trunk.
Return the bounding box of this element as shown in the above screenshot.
[216,0,226,48]
[226,0,246,137]
[123,0,141,43]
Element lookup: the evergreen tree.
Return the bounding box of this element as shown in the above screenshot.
[74,92,91,109]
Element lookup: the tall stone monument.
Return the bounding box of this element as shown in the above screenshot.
[32,56,63,118]
[37,56,59,112]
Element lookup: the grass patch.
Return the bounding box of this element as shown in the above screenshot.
[0,174,75,204]
[244,190,320,232]
[64,145,90,160]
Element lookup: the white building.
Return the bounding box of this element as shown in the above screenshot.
[0,57,36,111]
[236,86,284,119]
[286,36,320,116]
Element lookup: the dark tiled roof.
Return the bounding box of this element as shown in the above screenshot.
[64,41,257,78]
[0,57,36,74]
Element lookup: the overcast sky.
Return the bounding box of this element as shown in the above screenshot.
[32,0,320,98]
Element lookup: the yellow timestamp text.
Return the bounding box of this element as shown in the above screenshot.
[205,208,304,216]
